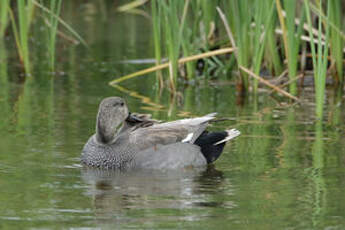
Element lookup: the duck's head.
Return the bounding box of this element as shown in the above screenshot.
[96,97,129,144]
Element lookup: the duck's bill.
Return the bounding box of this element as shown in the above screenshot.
[126,112,143,123]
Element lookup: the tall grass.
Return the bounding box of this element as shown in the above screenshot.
[224,0,252,91]
[2,1,85,75]
[117,1,344,91]
[304,0,330,119]
[251,0,276,93]
[0,0,10,38]
[265,6,283,76]
[2,0,344,118]
[199,0,217,45]
[276,0,305,95]
[328,0,343,85]
[151,0,163,87]
[46,0,62,71]
[152,0,191,90]
[160,1,180,90]
[9,0,35,74]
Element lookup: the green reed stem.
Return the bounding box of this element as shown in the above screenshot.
[32,0,87,47]
[225,0,252,91]
[200,0,217,44]
[16,0,34,74]
[279,0,305,95]
[151,0,163,87]
[304,0,330,119]
[252,0,275,93]
[46,0,62,71]
[0,0,10,38]
[265,9,283,76]
[328,0,343,84]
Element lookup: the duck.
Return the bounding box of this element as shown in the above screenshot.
[81,97,240,170]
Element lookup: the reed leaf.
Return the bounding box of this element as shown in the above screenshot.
[328,0,343,84]
[109,48,236,85]
[16,0,34,73]
[32,0,87,47]
[252,0,276,93]
[151,0,163,87]
[224,0,252,91]
[0,0,10,38]
[45,0,62,71]
[277,0,305,95]
[304,0,330,119]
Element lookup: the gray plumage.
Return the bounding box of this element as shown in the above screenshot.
[81,97,240,170]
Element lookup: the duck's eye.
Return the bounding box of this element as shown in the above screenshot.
[120,102,124,106]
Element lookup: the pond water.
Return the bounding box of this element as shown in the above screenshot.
[1,3,345,230]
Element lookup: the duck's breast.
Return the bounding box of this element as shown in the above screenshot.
[81,135,135,169]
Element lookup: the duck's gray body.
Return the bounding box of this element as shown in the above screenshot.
[81,97,240,170]
[82,135,206,169]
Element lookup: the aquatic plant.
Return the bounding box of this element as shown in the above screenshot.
[9,0,35,74]
[0,0,10,38]
[2,0,85,75]
[151,0,163,87]
[328,0,343,85]
[110,0,344,118]
[276,0,305,95]
[304,0,330,119]
[46,0,62,71]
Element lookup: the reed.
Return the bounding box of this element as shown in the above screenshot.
[199,0,217,45]
[117,0,344,111]
[276,0,305,95]
[304,0,330,119]
[151,0,163,87]
[328,0,343,85]
[46,0,62,71]
[2,0,345,117]
[109,48,236,85]
[4,1,86,75]
[0,40,10,130]
[265,6,283,76]
[154,0,194,89]
[32,0,86,47]
[160,0,181,90]
[179,0,199,79]
[252,0,276,93]
[0,0,10,38]
[224,0,252,91]
[10,0,35,74]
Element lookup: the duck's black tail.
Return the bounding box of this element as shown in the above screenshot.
[195,129,240,164]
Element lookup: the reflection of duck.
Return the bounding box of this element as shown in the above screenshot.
[81,97,240,169]
[81,166,227,220]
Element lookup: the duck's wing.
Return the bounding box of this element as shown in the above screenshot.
[126,112,161,129]
[118,112,161,135]
[129,113,216,150]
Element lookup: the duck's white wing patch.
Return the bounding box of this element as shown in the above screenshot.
[182,133,194,143]
[214,129,241,145]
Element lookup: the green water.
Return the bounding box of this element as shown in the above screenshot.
[1,3,345,230]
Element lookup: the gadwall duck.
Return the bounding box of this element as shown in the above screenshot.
[81,97,240,169]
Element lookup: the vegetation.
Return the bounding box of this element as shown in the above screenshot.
[112,0,344,119]
[0,0,344,119]
[0,0,84,74]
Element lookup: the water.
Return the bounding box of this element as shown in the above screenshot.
[1,3,345,229]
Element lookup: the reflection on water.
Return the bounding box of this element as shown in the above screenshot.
[81,166,228,227]
[1,2,345,229]
[82,167,234,229]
